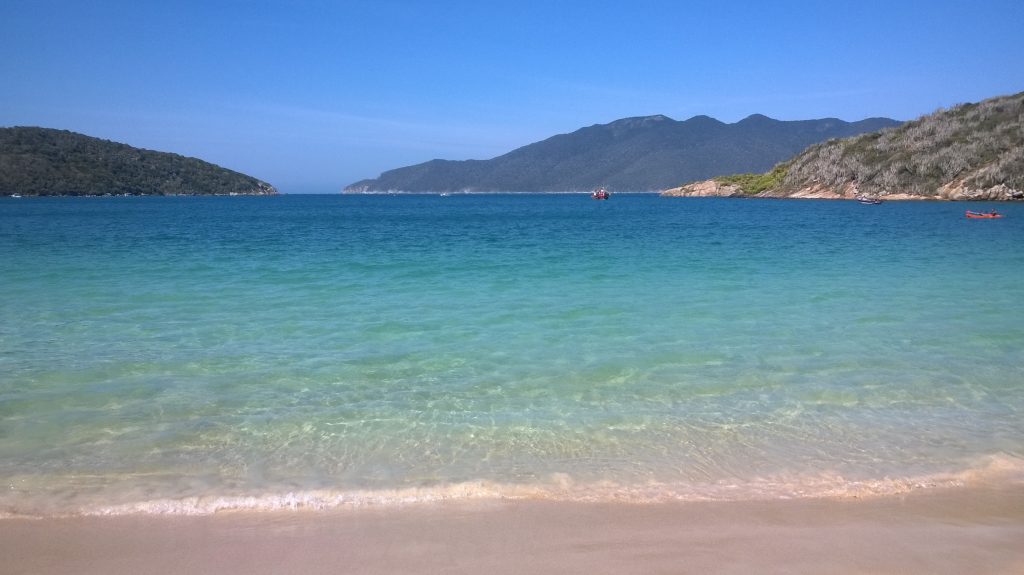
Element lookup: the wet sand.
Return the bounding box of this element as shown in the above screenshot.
[3,485,1023,575]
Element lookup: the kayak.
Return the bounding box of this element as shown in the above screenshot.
[966,210,1003,219]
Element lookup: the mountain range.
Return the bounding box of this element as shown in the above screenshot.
[0,127,276,196]
[345,114,901,193]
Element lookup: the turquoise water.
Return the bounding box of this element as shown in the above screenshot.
[2,194,1023,515]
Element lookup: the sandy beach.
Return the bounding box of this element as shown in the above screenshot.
[3,484,1022,575]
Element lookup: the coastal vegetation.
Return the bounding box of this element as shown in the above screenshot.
[714,164,789,195]
[345,114,897,193]
[0,127,276,196]
[665,91,1024,200]
[779,91,1023,198]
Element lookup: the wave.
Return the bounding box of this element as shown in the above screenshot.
[4,454,1022,519]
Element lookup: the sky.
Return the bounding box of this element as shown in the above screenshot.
[3,0,1023,194]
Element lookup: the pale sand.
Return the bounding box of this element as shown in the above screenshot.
[3,485,1023,575]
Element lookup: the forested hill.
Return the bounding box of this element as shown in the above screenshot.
[345,114,900,193]
[0,127,277,196]
[664,91,1024,200]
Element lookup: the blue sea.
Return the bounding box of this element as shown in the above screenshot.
[2,194,1023,516]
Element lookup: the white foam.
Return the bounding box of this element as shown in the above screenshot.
[3,454,1021,519]
[66,454,1024,517]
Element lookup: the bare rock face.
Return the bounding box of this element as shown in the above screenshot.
[936,180,1024,201]
[661,179,1024,201]
[758,183,851,199]
[661,180,743,197]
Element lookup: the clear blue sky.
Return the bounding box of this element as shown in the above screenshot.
[3,0,1023,193]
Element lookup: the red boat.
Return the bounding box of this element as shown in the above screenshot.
[591,188,610,200]
[966,210,1003,219]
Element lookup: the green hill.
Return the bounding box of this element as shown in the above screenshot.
[0,127,276,196]
[345,114,899,193]
[665,91,1024,200]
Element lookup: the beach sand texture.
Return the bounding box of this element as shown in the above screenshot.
[3,485,1022,575]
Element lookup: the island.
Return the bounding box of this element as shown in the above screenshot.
[0,127,277,197]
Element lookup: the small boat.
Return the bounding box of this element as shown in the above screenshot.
[591,188,610,200]
[965,210,1003,219]
[856,196,883,205]
[10,194,22,198]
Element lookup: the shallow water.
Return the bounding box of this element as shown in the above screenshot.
[1,194,1023,515]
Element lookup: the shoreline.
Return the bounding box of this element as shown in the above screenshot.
[3,484,1022,574]
[6,453,1023,519]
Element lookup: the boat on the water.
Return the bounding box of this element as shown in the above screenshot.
[965,210,1003,219]
[591,188,610,200]
[856,196,883,205]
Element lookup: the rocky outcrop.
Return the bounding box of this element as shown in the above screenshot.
[935,180,1024,201]
[759,182,938,201]
[661,180,743,197]
[663,178,1021,200]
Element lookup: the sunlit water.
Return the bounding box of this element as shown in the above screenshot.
[1,194,1023,516]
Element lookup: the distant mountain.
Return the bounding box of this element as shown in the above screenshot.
[663,91,1024,200]
[0,127,276,196]
[345,114,900,193]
